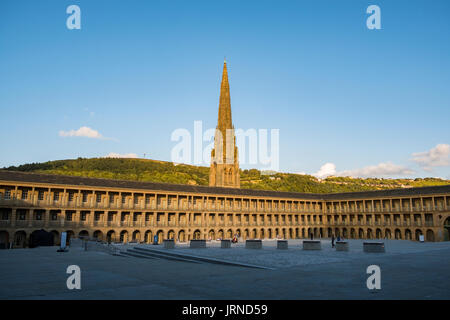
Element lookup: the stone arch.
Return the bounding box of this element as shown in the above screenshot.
[14,230,27,248]
[167,230,175,240]
[405,229,412,240]
[268,228,273,239]
[0,231,9,249]
[260,228,265,239]
[208,229,215,240]
[358,228,364,239]
[193,229,201,240]
[50,230,60,245]
[235,229,241,238]
[350,228,356,239]
[327,228,332,238]
[226,229,233,239]
[251,228,257,239]
[443,217,450,241]
[79,230,89,239]
[289,228,293,239]
[93,230,103,241]
[426,229,435,242]
[178,230,186,242]
[295,228,299,239]
[132,230,141,242]
[367,228,373,239]
[66,230,75,244]
[106,230,116,243]
[342,228,348,238]
[394,229,402,240]
[385,228,392,239]
[218,229,224,239]
[144,230,153,243]
[282,228,287,239]
[335,228,340,237]
[120,230,129,243]
[415,229,422,241]
[244,229,249,239]
[376,228,382,239]
[157,230,165,243]
[301,228,305,238]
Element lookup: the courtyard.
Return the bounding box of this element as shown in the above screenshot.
[0,239,449,299]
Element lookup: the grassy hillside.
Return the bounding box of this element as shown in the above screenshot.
[3,158,449,194]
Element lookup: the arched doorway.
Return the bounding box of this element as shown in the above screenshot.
[385,229,391,239]
[93,230,103,241]
[178,230,186,242]
[405,229,412,240]
[218,229,224,239]
[226,229,233,239]
[395,229,402,240]
[376,229,382,239]
[120,230,128,243]
[50,230,60,245]
[251,228,257,239]
[359,228,364,239]
[443,217,450,241]
[193,229,201,240]
[167,230,175,240]
[107,230,116,243]
[157,230,164,243]
[132,230,141,242]
[426,229,435,242]
[244,229,249,239]
[342,228,348,238]
[367,228,373,239]
[260,229,265,239]
[350,228,356,239]
[208,229,215,240]
[268,228,273,239]
[415,229,422,241]
[144,230,153,243]
[14,231,27,248]
[79,230,89,239]
[327,228,332,238]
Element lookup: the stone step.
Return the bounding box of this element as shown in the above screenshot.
[127,248,200,264]
[132,246,272,270]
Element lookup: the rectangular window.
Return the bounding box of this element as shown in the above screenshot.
[22,191,28,200]
[1,212,8,220]
[81,212,87,221]
[38,191,44,201]
[68,193,74,202]
[109,195,115,203]
[95,213,100,221]
[145,195,150,204]
[66,212,72,221]
[36,212,42,220]
[53,192,59,201]
[4,190,11,200]
[122,195,126,204]
[51,213,58,220]
[19,211,26,220]
[134,196,139,204]
[96,194,102,203]
[82,193,88,203]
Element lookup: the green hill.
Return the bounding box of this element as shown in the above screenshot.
[3,158,449,194]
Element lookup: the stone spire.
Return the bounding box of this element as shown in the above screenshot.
[209,61,240,188]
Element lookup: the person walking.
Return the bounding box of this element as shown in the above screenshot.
[331,234,335,248]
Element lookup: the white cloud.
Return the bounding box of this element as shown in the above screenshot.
[313,163,336,178]
[104,152,138,158]
[411,144,450,171]
[59,126,103,139]
[311,162,414,179]
[338,162,415,178]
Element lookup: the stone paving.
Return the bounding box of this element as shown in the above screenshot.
[0,239,449,299]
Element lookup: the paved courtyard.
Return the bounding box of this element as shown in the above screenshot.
[1,239,449,299]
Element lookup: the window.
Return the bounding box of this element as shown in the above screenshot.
[1,211,9,220]
[36,212,42,220]
[122,195,126,204]
[81,212,87,221]
[145,195,150,204]
[82,193,88,203]
[66,212,72,221]
[96,194,102,203]
[18,211,26,220]
[51,213,58,220]
[38,191,44,200]
[95,213,100,221]
[134,196,139,204]
[4,190,11,200]
[68,193,74,202]
[109,195,115,203]
[21,191,28,200]
[53,192,59,201]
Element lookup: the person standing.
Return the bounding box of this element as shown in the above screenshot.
[331,234,335,248]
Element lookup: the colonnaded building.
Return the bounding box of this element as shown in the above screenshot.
[1,61,450,248]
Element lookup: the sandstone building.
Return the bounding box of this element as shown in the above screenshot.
[0,62,450,247]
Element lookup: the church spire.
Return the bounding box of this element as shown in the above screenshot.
[209,60,240,188]
[217,60,232,135]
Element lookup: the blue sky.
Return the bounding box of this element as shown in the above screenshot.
[1,0,449,179]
